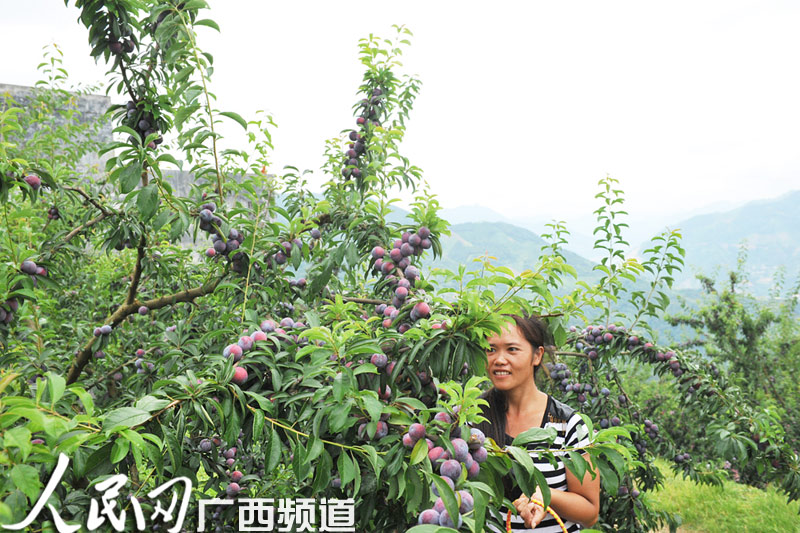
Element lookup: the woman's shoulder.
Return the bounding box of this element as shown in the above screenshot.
[544,395,587,429]
[545,395,591,447]
[546,395,580,421]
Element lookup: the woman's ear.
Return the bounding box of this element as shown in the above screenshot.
[533,345,544,367]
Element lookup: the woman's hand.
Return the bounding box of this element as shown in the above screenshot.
[513,487,546,529]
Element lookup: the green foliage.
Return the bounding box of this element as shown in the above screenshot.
[0,3,798,533]
[650,458,800,532]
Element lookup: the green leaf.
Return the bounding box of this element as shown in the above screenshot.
[431,474,459,530]
[103,407,151,433]
[119,161,142,194]
[307,435,324,463]
[69,386,95,417]
[252,411,264,441]
[152,210,173,231]
[531,466,552,509]
[332,372,345,403]
[311,449,333,493]
[137,183,159,221]
[46,372,65,408]
[593,455,618,495]
[219,111,247,129]
[473,486,487,532]
[564,451,588,482]
[266,427,282,472]
[10,465,41,503]
[134,396,170,413]
[512,427,557,447]
[404,527,446,533]
[111,437,129,463]
[156,153,180,167]
[338,451,355,488]
[194,18,220,31]
[410,435,428,465]
[506,445,536,477]
[5,426,32,460]
[361,393,383,424]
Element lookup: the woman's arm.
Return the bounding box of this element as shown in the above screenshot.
[514,452,600,529]
[552,452,600,527]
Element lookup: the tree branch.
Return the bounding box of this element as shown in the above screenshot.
[126,235,146,305]
[86,357,137,391]
[65,276,223,385]
[119,61,138,105]
[556,350,589,359]
[341,296,388,305]
[64,213,109,242]
[63,186,117,217]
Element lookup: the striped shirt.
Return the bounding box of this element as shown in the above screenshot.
[488,395,591,533]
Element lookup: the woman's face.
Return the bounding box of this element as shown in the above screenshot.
[486,324,543,391]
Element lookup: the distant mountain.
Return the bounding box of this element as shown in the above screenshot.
[430,222,597,281]
[439,205,512,225]
[638,190,800,294]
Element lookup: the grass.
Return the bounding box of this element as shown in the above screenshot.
[649,459,800,532]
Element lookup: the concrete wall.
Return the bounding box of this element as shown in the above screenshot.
[0,83,114,173]
[1,83,272,203]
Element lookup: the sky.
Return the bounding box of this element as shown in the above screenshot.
[2,1,799,249]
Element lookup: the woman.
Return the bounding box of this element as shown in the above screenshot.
[478,315,600,532]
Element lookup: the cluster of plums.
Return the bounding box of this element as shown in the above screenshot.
[413,421,487,528]
[570,323,631,361]
[93,324,113,336]
[20,259,49,288]
[222,317,310,386]
[546,362,613,405]
[197,428,251,502]
[0,297,19,325]
[47,205,60,220]
[124,100,162,149]
[341,88,384,181]
[371,226,432,281]
[266,229,320,268]
[673,451,691,464]
[198,203,251,274]
[134,348,155,374]
[0,254,43,326]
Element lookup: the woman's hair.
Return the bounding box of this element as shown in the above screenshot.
[475,314,554,448]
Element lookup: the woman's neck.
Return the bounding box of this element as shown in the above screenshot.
[504,380,548,418]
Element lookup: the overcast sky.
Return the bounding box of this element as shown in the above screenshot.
[2,1,799,245]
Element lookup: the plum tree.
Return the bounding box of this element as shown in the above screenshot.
[1,10,797,533]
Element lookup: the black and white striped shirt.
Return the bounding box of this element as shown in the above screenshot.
[488,395,591,533]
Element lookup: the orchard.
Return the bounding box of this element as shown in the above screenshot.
[1,2,798,532]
